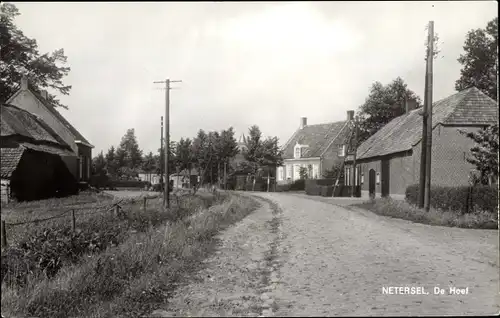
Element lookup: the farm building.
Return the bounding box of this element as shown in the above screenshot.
[6,76,94,186]
[169,168,199,189]
[344,87,498,200]
[1,104,78,202]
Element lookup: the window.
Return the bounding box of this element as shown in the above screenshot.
[293,165,300,181]
[312,164,319,179]
[278,167,284,181]
[376,172,380,184]
[286,165,292,180]
[294,145,301,159]
[361,173,364,185]
[345,167,350,186]
[338,145,345,157]
[355,166,360,186]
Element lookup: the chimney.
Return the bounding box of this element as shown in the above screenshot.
[40,90,48,100]
[405,98,418,113]
[347,110,354,121]
[300,117,307,129]
[21,76,29,90]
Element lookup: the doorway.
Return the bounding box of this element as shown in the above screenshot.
[369,169,376,199]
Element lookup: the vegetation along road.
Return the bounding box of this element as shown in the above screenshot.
[151,192,499,317]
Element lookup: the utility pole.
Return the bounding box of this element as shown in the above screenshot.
[351,115,359,197]
[424,21,434,212]
[154,79,182,208]
[224,161,227,190]
[419,22,433,208]
[160,116,164,197]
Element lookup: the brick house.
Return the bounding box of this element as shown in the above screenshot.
[6,77,94,184]
[345,87,498,200]
[276,112,355,184]
[1,104,78,201]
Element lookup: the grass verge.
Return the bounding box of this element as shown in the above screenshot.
[354,198,498,229]
[1,191,260,318]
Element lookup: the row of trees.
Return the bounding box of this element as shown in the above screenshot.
[92,125,284,186]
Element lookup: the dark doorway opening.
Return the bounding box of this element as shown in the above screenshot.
[368,169,376,199]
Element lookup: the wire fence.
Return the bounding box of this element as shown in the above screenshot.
[0,195,161,248]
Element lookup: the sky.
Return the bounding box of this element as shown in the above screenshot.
[11,1,498,156]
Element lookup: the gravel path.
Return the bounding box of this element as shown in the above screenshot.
[151,192,499,317]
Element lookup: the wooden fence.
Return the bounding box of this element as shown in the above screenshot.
[1,196,156,249]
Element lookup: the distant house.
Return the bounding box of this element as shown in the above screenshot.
[6,76,94,185]
[276,112,354,184]
[138,172,162,185]
[169,168,199,188]
[345,87,498,200]
[1,104,78,202]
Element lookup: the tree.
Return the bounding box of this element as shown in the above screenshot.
[460,124,499,185]
[455,17,498,101]
[117,128,143,170]
[142,151,156,174]
[357,77,421,143]
[92,151,106,176]
[104,146,117,176]
[1,3,71,108]
[299,167,308,180]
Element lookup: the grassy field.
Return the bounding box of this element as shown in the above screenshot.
[1,190,260,317]
[355,198,498,229]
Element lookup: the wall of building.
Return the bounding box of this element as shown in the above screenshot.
[412,124,481,187]
[357,159,382,199]
[9,90,78,153]
[77,144,92,181]
[321,126,350,177]
[356,124,482,199]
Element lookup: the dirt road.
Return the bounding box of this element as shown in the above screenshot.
[151,192,499,317]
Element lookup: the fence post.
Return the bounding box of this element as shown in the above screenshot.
[1,220,6,248]
[71,209,76,232]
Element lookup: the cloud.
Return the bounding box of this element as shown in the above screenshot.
[11,1,498,155]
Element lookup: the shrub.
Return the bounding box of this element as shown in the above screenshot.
[405,184,498,214]
[275,184,291,192]
[111,180,151,189]
[320,185,333,197]
[289,179,305,191]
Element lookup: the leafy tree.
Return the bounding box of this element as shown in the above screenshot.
[104,146,117,176]
[299,167,308,180]
[357,77,421,143]
[455,17,498,101]
[460,124,499,185]
[1,3,71,108]
[117,128,143,170]
[141,151,156,174]
[92,151,106,175]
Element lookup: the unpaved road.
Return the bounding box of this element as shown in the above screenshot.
[151,192,499,317]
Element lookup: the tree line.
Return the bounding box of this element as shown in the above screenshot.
[91,125,283,186]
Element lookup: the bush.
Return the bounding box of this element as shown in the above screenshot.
[275,184,291,192]
[320,185,333,197]
[290,179,305,191]
[111,180,151,189]
[405,184,498,214]
[305,182,322,196]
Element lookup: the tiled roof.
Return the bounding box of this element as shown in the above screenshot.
[357,87,498,160]
[0,147,24,178]
[1,104,72,149]
[282,121,348,159]
[27,86,93,147]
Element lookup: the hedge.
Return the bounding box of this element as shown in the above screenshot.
[305,179,361,197]
[275,184,291,192]
[111,180,151,189]
[405,184,498,214]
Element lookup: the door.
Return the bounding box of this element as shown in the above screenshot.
[381,159,390,197]
[369,169,376,199]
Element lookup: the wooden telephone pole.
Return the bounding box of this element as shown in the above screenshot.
[419,21,434,209]
[424,21,434,212]
[351,115,359,197]
[160,116,164,193]
[154,79,182,208]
